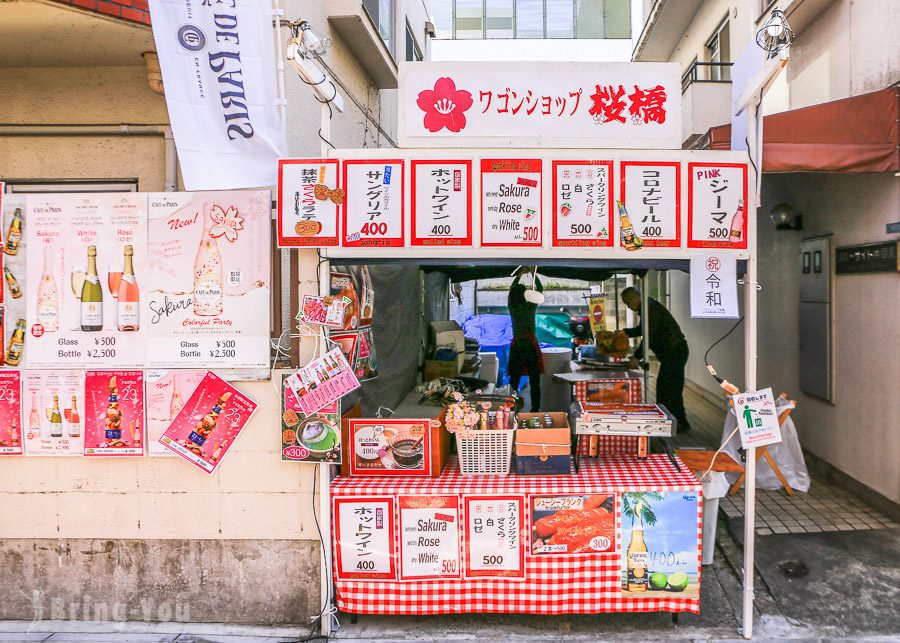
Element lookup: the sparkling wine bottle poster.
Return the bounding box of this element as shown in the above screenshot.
[22,370,85,456]
[24,193,148,369]
[144,369,207,456]
[0,370,23,455]
[83,370,145,457]
[146,191,271,369]
[158,371,257,474]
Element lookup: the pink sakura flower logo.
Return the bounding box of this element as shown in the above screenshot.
[208,204,244,242]
[416,77,473,133]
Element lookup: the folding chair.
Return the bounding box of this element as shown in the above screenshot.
[727,392,797,496]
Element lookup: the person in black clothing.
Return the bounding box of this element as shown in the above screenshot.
[507,267,543,411]
[620,287,692,433]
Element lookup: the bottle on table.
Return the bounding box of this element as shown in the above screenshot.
[80,245,103,332]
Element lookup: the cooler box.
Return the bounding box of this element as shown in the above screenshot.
[515,412,571,476]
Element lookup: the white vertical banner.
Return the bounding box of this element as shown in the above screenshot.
[690,254,739,318]
[148,0,287,190]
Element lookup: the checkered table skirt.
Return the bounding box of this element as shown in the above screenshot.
[331,454,702,615]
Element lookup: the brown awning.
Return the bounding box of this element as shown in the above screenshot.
[706,86,900,173]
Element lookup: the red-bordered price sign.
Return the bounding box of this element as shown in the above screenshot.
[277,158,340,247]
[342,160,405,248]
[552,160,614,247]
[620,160,681,248]
[334,496,398,581]
[411,159,472,247]
[463,494,526,580]
[687,162,748,249]
[480,159,542,247]
[398,495,462,580]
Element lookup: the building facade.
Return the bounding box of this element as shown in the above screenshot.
[0,0,431,624]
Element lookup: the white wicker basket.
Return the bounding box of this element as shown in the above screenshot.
[456,429,515,476]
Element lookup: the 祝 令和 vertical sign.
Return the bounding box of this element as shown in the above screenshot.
[342,160,405,247]
[277,159,342,247]
[481,159,542,247]
[621,161,680,247]
[551,160,614,247]
[688,163,749,249]
[411,159,472,246]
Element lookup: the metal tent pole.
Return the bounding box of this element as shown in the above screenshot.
[641,273,649,403]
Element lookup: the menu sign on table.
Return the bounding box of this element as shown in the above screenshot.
[551,161,614,247]
[688,163,749,249]
[277,159,341,247]
[621,161,680,247]
[530,494,616,555]
[463,495,526,579]
[334,497,397,581]
[147,191,271,368]
[24,193,148,368]
[0,370,23,455]
[398,495,461,580]
[83,370,145,457]
[22,370,84,456]
[342,160,404,247]
[480,159,542,247]
[411,160,472,246]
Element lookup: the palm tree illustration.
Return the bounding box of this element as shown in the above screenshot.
[623,491,663,527]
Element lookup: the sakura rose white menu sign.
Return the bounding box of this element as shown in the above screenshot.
[0,371,23,455]
[551,160,614,247]
[334,497,397,581]
[463,495,526,579]
[411,160,472,246]
[277,158,341,247]
[688,163,749,249]
[158,371,257,474]
[621,161,680,247]
[398,495,461,580]
[22,370,85,456]
[83,370,145,457]
[480,159,542,247]
[145,369,206,456]
[342,160,404,248]
[147,191,271,369]
[24,193,148,368]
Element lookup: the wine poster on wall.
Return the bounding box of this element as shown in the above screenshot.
[0,370,23,455]
[146,191,271,369]
[22,370,85,456]
[24,193,148,369]
[158,370,258,474]
[145,369,206,456]
[83,370,145,457]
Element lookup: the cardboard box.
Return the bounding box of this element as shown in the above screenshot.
[430,321,465,369]
[515,414,572,476]
[424,359,459,381]
[340,413,451,478]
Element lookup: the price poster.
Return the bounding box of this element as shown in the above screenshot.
[530,494,616,556]
[348,419,431,476]
[398,495,461,580]
[146,191,271,369]
[411,159,472,246]
[0,370,23,455]
[334,496,397,581]
[286,347,360,416]
[158,371,258,474]
[24,193,148,369]
[83,370,145,457]
[277,158,341,247]
[480,159,542,247]
[551,160,614,247]
[687,162,748,249]
[281,374,341,463]
[342,160,404,248]
[22,370,85,456]
[463,495,526,579]
[144,369,206,456]
[621,161,680,247]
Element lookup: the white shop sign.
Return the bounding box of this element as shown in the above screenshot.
[733,388,783,449]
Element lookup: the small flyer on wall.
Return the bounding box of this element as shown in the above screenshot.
[276,158,342,247]
[621,491,700,598]
[398,495,461,580]
[158,371,257,474]
[0,370,23,455]
[463,495,526,579]
[24,193,148,369]
[329,272,360,331]
[83,370,145,457]
[146,191,271,369]
[480,159,542,247]
[297,294,347,328]
[348,419,431,476]
[22,370,85,456]
[530,494,616,555]
[144,369,206,456]
[281,374,341,463]
[334,496,397,581]
[354,326,378,381]
[285,347,360,416]
[329,331,358,366]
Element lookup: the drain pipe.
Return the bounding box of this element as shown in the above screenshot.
[0,124,178,192]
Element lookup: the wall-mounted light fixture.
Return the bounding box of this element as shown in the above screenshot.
[770,203,803,230]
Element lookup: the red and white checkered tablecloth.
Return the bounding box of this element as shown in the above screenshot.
[331,454,702,616]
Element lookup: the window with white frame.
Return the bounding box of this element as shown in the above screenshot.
[705,18,731,81]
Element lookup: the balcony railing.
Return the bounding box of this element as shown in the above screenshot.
[681,62,733,93]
